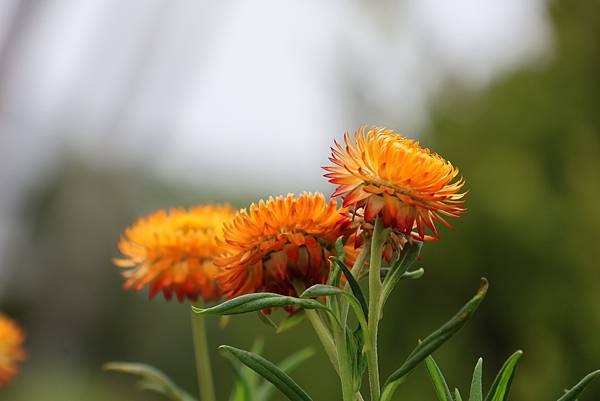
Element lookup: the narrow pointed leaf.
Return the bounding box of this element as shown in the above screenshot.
[333,257,369,319]
[219,345,314,401]
[247,338,266,388]
[556,370,600,401]
[103,362,196,401]
[425,355,453,401]
[381,279,488,401]
[456,388,464,401]
[193,292,329,316]
[484,350,523,401]
[468,358,483,401]
[255,347,315,401]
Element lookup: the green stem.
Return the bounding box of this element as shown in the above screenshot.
[366,217,387,401]
[293,281,340,375]
[332,314,356,401]
[350,241,371,277]
[191,307,217,401]
[305,309,340,374]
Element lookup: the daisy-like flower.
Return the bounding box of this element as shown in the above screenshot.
[215,193,350,300]
[113,205,235,302]
[0,313,26,389]
[324,127,466,239]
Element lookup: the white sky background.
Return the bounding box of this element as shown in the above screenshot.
[0,0,550,273]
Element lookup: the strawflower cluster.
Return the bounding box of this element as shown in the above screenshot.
[105,127,598,401]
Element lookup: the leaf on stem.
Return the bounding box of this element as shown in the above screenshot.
[380,278,489,401]
[425,355,453,401]
[484,350,523,401]
[103,362,196,401]
[256,347,315,401]
[556,370,600,401]
[401,268,425,280]
[193,293,329,316]
[332,257,369,319]
[219,345,314,401]
[468,358,483,401]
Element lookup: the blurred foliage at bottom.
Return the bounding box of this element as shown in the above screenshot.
[1,0,599,400]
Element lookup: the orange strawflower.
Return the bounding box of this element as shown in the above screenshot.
[215,193,350,300]
[324,127,466,239]
[0,313,26,389]
[114,205,235,302]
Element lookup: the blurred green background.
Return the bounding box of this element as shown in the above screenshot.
[1,0,599,400]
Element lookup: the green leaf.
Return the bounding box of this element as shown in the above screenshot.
[380,279,489,401]
[455,388,464,401]
[345,327,367,393]
[193,293,329,316]
[556,370,600,401]
[256,347,315,401]
[219,345,314,401]
[484,350,523,401]
[425,355,453,401]
[248,338,266,387]
[103,362,196,401]
[468,358,483,401]
[332,257,369,319]
[401,268,425,280]
[300,284,367,332]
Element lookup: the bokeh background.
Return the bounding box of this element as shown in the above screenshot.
[1,0,599,400]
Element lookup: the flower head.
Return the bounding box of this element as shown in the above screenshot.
[114,205,235,302]
[0,313,26,389]
[216,193,349,300]
[324,127,466,239]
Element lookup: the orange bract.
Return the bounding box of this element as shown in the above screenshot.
[215,193,349,300]
[324,127,466,239]
[0,313,26,389]
[114,205,235,302]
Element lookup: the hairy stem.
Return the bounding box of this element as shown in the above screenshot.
[305,309,340,374]
[191,307,216,401]
[366,217,387,401]
[293,281,340,375]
